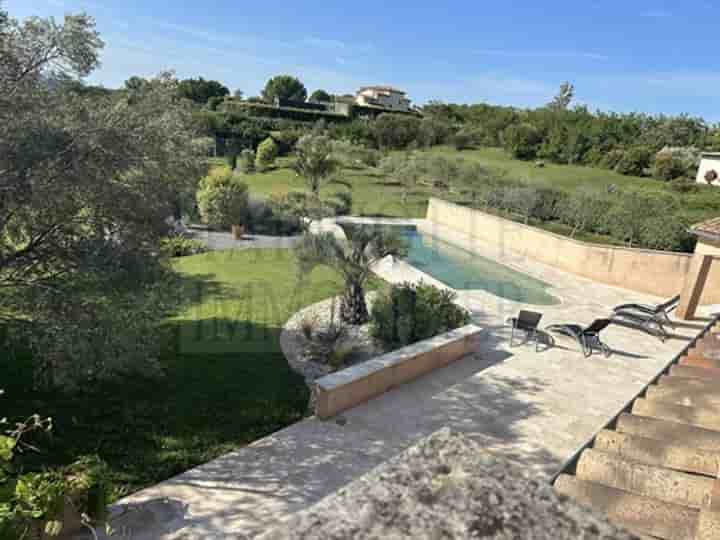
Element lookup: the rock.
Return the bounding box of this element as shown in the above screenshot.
[259,429,637,540]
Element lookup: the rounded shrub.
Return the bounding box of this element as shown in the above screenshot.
[255,137,279,171]
[196,166,249,229]
[502,123,541,160]
[370,283,471,349]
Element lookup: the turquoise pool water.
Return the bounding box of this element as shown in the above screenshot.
[385,226,559,306]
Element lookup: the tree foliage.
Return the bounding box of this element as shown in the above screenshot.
[293,134,339,194]
[0,6,204,386]
[196,166,249,229]
[261,74,307,103]
[177,76,229,105]
[255,136,279,171]
[295,226,406,324]
[309,89,332,102]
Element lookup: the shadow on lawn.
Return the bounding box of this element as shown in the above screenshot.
[0,266,311,503]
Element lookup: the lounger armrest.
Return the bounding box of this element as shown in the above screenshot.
[613,303,656,316]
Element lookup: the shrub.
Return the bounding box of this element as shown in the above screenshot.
[417,118,452,148]
[160,237,207,258]
[614,146,652,176]
[328,191,353,216]
[639,215,696,252]
[451,130,473,151]
[370,283,471,349]
[557,188,611,237]
[652,146,700,180]
[503,123,541,160]
[601,148,626,170]
[272,129,303,156]
[255,137,279,171]
[239,149,256,173]
[196,166,249,229]
[249,196,302,235]
[372,113,422,150]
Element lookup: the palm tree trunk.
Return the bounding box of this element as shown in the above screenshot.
[340,280,369,325]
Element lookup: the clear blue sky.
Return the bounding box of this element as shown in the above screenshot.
[8,0,720,122]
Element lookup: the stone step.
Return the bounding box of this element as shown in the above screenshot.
[576,449,714,509]
[645,384,720,410]
[632,398,720,432]
[680,355,720,371]
[594,430,720,477]
[615,413,720,452]
[554,475,700,540]
[669,364,720,380]
[658,375,718,390]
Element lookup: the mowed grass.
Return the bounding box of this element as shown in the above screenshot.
[230,146,720,223]
[1,249,344,499]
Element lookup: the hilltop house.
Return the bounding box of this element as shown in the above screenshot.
[696,152,720,186]
[355,86,411,112]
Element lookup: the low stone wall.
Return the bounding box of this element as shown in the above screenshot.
[427,198,720,304]
[314,325,482,419]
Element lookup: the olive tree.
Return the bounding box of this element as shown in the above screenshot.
[295,226,406,324]
[0,6,204,387]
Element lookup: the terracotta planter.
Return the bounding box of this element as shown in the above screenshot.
[232,224,244,240]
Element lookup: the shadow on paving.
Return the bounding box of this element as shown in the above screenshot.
[83,322,564,539]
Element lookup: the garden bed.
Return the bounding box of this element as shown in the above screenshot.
[280,293,385,385]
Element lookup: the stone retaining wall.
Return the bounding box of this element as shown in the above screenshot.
[427,198,720,304]
[314,325,482,419]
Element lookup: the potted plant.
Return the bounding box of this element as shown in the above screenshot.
[705,169,718,185]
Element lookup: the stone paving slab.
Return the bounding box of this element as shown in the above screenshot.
[74,220,717,539]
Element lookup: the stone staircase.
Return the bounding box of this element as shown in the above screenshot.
[554,321,720,540]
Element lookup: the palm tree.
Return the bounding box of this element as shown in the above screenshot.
[295,225,406,324]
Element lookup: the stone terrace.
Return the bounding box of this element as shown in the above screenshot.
[75,221,715,540]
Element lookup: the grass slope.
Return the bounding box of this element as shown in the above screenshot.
[231,146,720,224]
[1,249,344,499]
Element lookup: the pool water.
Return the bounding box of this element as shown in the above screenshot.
[387,226,559,306]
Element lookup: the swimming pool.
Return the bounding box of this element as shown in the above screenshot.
[380,225,559,306]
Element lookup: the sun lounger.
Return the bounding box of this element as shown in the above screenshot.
[546,318,613,357]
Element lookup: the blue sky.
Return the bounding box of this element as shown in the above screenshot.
[8,0,720,122]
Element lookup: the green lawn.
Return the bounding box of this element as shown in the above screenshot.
[230,146,720,224]
[1,249,344,500]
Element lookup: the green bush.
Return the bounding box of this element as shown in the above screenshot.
[196,166,249,229]
[651,151,685,181]
[160,237,207,258]
[614,146,652,176]
[451,130,474,151]
[640,215,696,252]
[239,149,256,173]
[370,283,471,349]
[503,123,541,160]
[372,113,422,150]
[255,137,279,171]
[249,196,302,235]
[272,129,303,156]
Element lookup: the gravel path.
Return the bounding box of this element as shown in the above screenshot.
[189,228,301,251]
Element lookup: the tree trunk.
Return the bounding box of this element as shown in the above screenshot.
[340,281,369,325]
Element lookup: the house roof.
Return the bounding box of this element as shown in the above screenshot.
[691,217,720,241]
[701,152,720,158]
[357,86,406,94]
